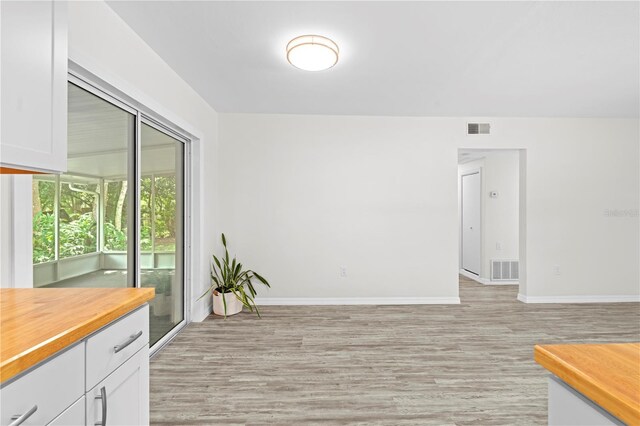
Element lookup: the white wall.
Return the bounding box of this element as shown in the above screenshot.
[219,115,461,303]
[0,176,9,286]
[1,1,220,320]
[0,176,13,286]
[459,151,520,281]
[0,175,33,288]
[219,114,639,302]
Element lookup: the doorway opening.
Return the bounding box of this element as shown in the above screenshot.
[458,149,525,299]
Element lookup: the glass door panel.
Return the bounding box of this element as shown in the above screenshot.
[33,82,135,288]
[140,122,185,346]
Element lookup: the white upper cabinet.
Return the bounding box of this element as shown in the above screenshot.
[0,0,67,173]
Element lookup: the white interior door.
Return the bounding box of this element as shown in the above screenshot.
[461,172,481,275]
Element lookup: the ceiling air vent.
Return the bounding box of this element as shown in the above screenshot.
[467,123,490,135]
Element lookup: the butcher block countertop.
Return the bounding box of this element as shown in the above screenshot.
[535,343,640,425]
[0,287,154,383]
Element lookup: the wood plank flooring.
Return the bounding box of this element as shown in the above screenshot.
[150,276,640,425]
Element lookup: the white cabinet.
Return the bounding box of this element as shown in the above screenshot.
[0,343,83,425]
[86,306,149,391]
[0,305,149,426]
[49,396,85,426]
[0,0,67,173]
[86,347,150,426]
[548,376,624,426]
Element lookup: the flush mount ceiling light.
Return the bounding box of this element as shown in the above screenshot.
[286,35,339,71]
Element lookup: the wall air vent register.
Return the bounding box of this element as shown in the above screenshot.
[467,123,491,134]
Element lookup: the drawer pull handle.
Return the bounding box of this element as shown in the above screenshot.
[95,386,107,426]
[9,405,38,426]
[114,330,143,353]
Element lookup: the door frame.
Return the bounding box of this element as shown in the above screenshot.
[457,148,527,301]
[66,68,191,355]
[459,167,483,277]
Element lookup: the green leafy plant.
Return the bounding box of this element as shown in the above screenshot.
[199,233,270,317]
[33,212,55,263]
[103,222,127,251]
[32,175,180,264]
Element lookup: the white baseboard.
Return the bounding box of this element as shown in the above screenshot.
[459,269,518,286]
[518,293,640,304]
[255,297,461,306]
[483,280,519,285]
[190,300,212,322]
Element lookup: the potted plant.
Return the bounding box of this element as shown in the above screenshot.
[199,233,270,317]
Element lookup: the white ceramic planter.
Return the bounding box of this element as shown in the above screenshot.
[213,290,243,316]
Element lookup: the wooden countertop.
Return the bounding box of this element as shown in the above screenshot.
[1,288,154,383]
[535,343,640,425]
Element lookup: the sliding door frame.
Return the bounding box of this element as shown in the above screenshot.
[67,71,191,354]
[139,116,190,354]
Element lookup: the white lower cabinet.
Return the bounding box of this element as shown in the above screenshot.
[0,305,149,426]
[48,396,85,426]
[86,306,149,391]
[86,346,149,426]
[548,376,623,426]
[0,344,83,425]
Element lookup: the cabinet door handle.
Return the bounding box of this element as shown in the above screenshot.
[95,386,107,426]
[9,405,38,426]
[114,330,143,353]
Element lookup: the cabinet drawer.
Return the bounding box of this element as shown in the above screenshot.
[48,395,84,426]
[86,305,149,391]
[0,343,84,426]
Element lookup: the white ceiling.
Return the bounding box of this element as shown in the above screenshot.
[107,1,639,117]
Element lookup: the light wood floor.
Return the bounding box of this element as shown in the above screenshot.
[150,276,640,425]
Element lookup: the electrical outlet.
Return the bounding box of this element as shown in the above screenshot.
[554,265,561,276]
[496,242,502,250]
[339,266,347,278]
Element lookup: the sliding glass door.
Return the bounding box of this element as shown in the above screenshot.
[33,79,188,350]
[140,121,185,346]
